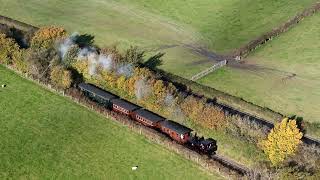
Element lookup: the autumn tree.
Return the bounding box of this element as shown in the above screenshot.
[0,33,20,65]
[62,44,80,68]
[260,118,303,166]
[26,47,59,80]
[50,65,72,89]
[180,96,225,129]
[31,26,67,49]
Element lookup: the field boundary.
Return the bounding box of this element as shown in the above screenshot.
[231,1,320,58]
[0,15,38,32]
[190,60,227,81]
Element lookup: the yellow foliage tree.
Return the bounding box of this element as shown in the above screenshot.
[31,26,67,49]
[260,118,303,166]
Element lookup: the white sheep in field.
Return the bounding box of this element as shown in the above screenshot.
[132,166,138,171]
[1,84,6,88]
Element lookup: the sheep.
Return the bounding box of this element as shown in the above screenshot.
[1,84,6,88]
[131,166,138,171]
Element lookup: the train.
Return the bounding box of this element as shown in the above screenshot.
[78,82,217,155]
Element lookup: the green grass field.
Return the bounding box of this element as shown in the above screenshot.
[116,0,317,53]
[0,0,317,78]
[0,65,222,179]
[198,12,320,134]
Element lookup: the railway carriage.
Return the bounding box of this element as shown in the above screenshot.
[131,109,165,128]
[78,83,117,108]
[159,120,192,144]
[111,98,141,115]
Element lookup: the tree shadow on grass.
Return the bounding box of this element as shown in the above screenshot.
[74,34,95,48]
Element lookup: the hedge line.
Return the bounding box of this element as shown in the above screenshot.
[0,15,38,32]
[231,2,320,58]
[157,69,283,123]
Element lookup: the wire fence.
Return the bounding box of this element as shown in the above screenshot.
[191,60,227,81]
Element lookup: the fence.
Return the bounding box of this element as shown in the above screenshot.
[231,2,320,58]
[191,60,227,81]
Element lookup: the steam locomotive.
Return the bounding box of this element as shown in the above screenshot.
[78,83,217,155]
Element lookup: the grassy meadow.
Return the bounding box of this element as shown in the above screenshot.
[198,12,320,135]
[0,0,317,78]
[0,65,222,179]
[116,0,317,53]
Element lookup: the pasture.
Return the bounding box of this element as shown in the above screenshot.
[198,12,320,136]
[0,0,317,78]
[0,65,221,179]
[117,0,317,53]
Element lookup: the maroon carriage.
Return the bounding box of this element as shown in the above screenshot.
[132,109,165,128]
[159,120,192,144]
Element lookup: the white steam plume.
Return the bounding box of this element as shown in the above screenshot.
[98,54,113,71]
[164,93,174,106]
[59,32,78,59]
[117,63,133,78]
[88,52,98,76]
[135,78,151,100]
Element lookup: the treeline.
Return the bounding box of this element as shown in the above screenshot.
[1,26,319,179]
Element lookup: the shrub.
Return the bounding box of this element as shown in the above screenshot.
[181,96,226,129]
[50,65,72,89]
[259,118,303,166]
[225,115,269,143]
[0,33,20,65]
[12,49,28,73]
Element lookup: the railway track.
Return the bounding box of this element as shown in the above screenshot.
[211,154,252,177]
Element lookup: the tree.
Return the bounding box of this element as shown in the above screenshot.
[62,44,79,68]
[0,33,20,65]
[122,46,144,65]
[260,118,303,166]
[31,26,67,49]
[12,49,28,73]
[50,65,72,89]
[26,47,59,81]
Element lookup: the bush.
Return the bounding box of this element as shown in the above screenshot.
[259,118,303,166]
[12,49,28,73]
[0,33,20,65]
[50,65,72,89]
[225,115,269,143]
[181,96,226,129]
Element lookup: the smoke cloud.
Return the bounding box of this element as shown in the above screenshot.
[117,63,133,78]
[87,52,98,75]
[59,32,78,59]
[164,93,174,107]
[135,78,151,100]
[98,54,113,71]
